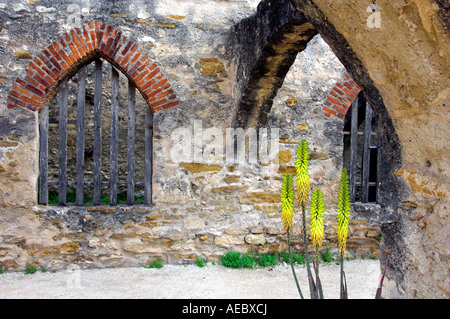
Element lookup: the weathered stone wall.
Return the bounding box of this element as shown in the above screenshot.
[0,0,379,270]
[0,0,443,300]
[11,0,450,299]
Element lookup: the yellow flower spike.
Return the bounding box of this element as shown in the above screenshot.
[337,169,351,256]
[281,174,294,232]
[295,140,310,206]
[310,189,325,248]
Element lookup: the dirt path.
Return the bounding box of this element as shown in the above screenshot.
[0,260,381,299]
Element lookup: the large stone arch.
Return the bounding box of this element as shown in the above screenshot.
[7,21,179,113]
[231,0,448,298]
[227,0,317,128]
[291,0,450,300]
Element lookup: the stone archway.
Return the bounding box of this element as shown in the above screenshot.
[290,0,450,300]
[231,0,448,298]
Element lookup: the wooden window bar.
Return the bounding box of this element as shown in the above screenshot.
[38,59,153,206]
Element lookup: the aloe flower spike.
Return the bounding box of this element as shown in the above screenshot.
[281,174,294,232]
[295,139,310,206]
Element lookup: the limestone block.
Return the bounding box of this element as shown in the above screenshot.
[199,58,224,76]
[277,166,296,175]
[225,229,248,236]
[179,162,223,173]
[213,235,245,246]
[238,192,280,204]
[212,185,249,194]
[278,150,291,164]
[223,175,240,184]
[15,51,32,59]
[184,217,205,230]
[309,152,329,160]
[245,234,266,245]
[285,97,297,106]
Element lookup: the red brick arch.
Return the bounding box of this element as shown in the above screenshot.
[7,21,179,113]
[323,72,361,119]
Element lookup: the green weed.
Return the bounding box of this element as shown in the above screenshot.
[320,248,335,263]
[256,253,279,267]
[24,264,37,275]
[280,251,306,265]
[221,251,256,269]
[195,256,207,268]
[144,259,164,269]
[48,188,144,205]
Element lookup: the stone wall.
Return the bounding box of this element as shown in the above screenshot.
[0,0,390,291]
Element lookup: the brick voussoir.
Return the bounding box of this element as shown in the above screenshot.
[7,21,179,113]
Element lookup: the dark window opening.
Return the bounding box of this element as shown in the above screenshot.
[38,58,153,207]
[343,92,380,203]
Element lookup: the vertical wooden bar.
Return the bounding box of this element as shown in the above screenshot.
[362,101,373,203]
[110,66,119,206]
[127,80,136,205]
[58,78,69,206]
[376,133,382,203]
[38,105,49,205]
[93,59,103,205]
[349,95,359,203]
[144,107,153,206]
[76,65,87,206]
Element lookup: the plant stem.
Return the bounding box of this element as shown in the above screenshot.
[315,245,323,299]
[340,255,347,299]
[287,231,304,299]
[302,202,315,299]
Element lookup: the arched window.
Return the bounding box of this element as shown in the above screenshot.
[6,22,179,207]
[38,59,153,206]
[343,92,380,203]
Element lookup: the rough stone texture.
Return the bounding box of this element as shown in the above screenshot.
[0,0,448,299]
[290,0,449,299]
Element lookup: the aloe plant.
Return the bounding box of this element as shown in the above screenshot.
[295,140,316,299]
[295,140,310,206]
[310,189,325,251]
[281,174,294,233]
[280,143,385,299]
[281,173,303,298]
[310,188,325,299]
[337,168,351,299]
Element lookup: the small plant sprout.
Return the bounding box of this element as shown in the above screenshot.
[195,256,207,268]
[24,264,37,275]
[144,259,164,269]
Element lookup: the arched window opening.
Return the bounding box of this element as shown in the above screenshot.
[343,92,380,203]
[38,58,153,206]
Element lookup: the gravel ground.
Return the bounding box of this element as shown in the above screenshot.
[0,260,381,299]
